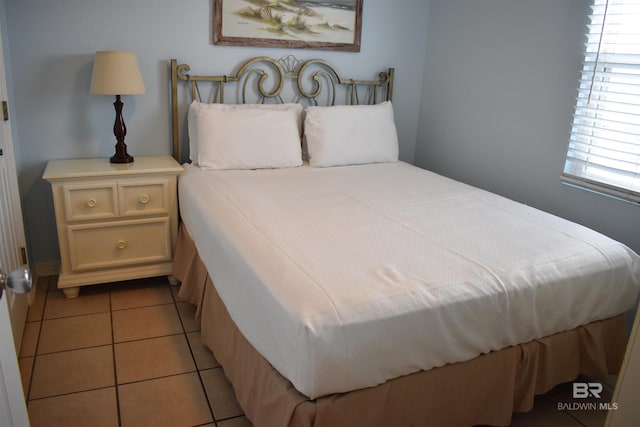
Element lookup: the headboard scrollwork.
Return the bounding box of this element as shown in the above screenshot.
[170,56,394,163]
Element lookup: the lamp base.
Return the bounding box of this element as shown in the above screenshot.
[110,152,134,164]
[110,94,134,164]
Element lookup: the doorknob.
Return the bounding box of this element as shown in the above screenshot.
[0,265,32,300]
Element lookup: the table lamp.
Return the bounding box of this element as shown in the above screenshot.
[89,51,145,163]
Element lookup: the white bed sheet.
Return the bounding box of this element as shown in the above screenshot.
[178,161,640,399]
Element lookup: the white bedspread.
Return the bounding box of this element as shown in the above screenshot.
[178,161,640,399]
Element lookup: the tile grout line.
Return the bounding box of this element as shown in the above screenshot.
[170,280,218,427]
[36,310,111,321]
[107,283,124,427]
[32,343,114,357]
[109,301,179,317]
[115,369,202,387]
[24,275,52,404]
[112,331,186,346]
[26,385,117,403]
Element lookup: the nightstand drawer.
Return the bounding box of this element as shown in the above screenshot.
[119,180,169,216]
[63,183,118,222]
[67,217,171,272]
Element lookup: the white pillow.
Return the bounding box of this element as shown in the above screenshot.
[188,103,302,169]
[304,101,399,167]
[187,101,303,166]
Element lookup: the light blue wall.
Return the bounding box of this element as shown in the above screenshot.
[7,0,639,267]
[416,0,640,254]
[4,0,430,265]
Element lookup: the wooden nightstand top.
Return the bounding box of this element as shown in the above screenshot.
[43,155,183,181]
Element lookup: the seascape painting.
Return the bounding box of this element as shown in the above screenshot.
[214,0,362,51]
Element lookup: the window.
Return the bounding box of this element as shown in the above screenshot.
[562,0,640,203]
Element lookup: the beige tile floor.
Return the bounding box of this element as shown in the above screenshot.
[18,275,617,427]
[19,275,250,427]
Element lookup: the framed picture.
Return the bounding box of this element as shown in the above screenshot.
[214,0,363,51]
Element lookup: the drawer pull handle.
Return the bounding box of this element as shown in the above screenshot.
[139,194,150,204]
[117,240,127,249]
[86,198,97,208]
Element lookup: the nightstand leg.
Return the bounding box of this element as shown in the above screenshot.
[167,275,180,286]
[62,287,80,299]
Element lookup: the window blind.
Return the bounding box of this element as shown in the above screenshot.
[562,0,640,203]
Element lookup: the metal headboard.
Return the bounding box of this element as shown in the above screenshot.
[170,56,395,163]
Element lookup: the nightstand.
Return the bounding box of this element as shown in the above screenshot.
[43,155,183,298]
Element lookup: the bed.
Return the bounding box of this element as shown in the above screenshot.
[169,56,640,426]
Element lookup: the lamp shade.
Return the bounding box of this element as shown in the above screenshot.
[89,50,145,95]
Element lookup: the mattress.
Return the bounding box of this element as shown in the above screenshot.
[178,161,640,399]
[174,232,628,427]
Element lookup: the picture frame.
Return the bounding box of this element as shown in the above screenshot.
[214,0,363,51]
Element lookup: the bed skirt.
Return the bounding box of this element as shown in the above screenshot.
[173,224,627,427]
